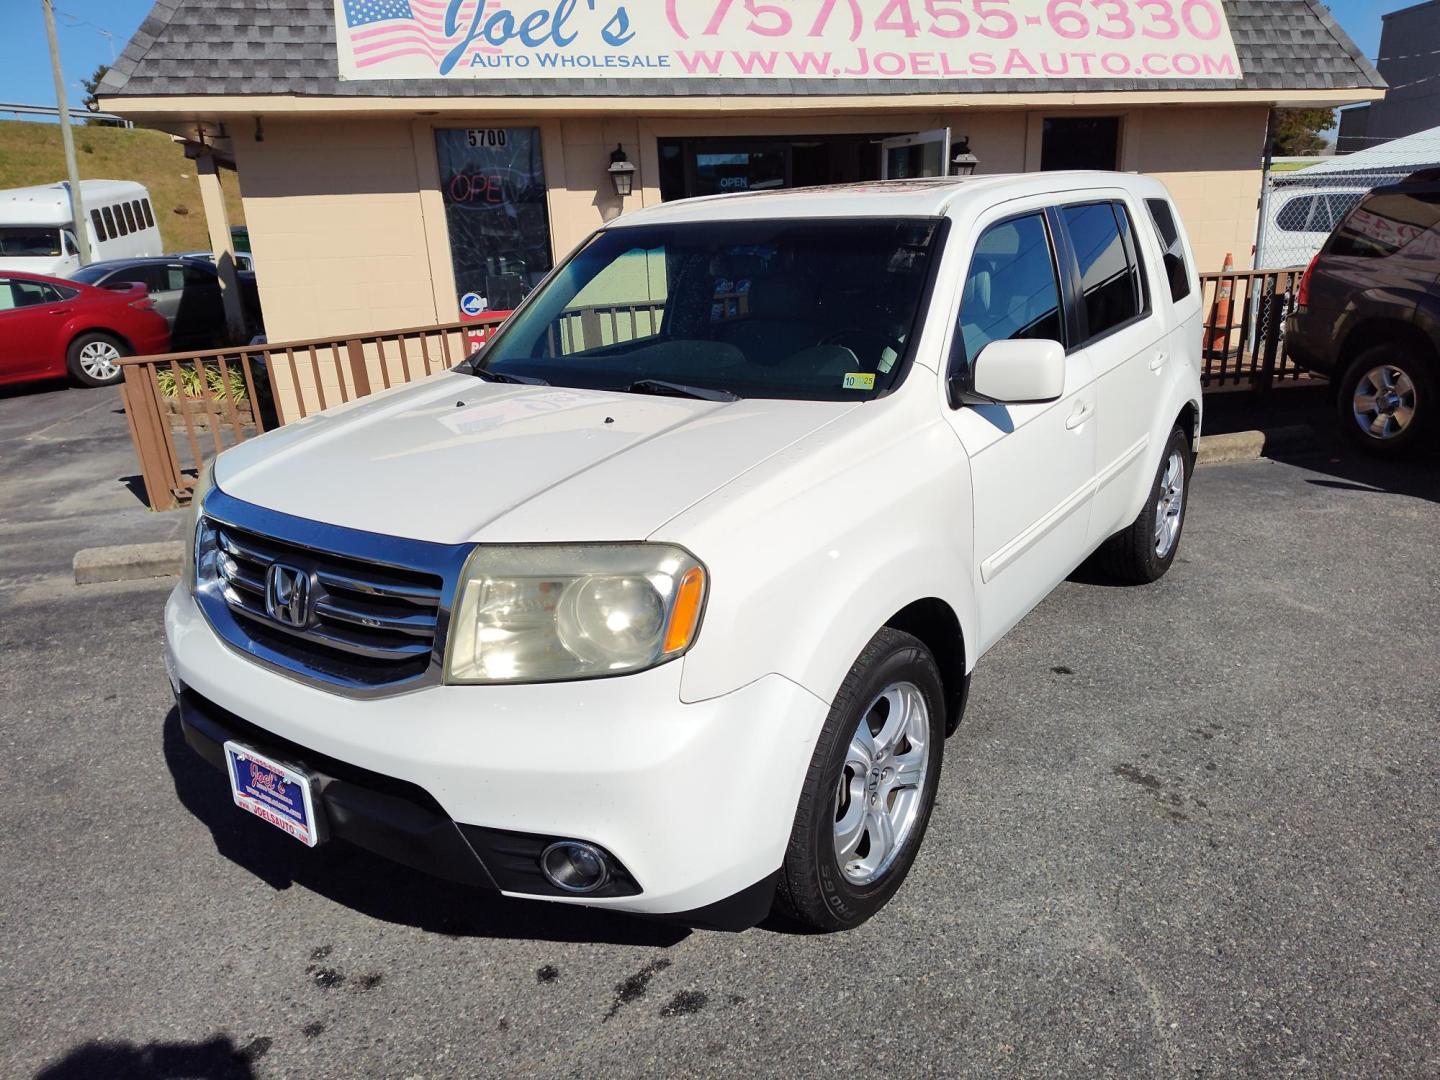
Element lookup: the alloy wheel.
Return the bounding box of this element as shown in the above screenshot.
[1352,365,1416,441]
[1154,449,1185,558]
[79,340,122,382]
[833,680,930,885]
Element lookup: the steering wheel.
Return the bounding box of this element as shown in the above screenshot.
[817,327,906,369]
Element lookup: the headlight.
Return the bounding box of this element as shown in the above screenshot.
[445,544,707,684]
[183,459,217,591]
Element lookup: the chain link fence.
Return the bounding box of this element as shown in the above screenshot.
[1256,169,1414,270]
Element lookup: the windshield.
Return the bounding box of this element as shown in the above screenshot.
[0,226,62,258]
[471,217,943,401]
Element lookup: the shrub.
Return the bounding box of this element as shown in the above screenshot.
[155,363,249,406]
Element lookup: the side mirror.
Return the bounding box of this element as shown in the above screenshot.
[969,339,1065,404]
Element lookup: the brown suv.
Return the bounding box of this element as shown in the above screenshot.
[1285,169,1440,456]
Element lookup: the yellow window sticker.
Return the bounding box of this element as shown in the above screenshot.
[842,372,876,391]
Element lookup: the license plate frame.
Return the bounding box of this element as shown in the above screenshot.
[222,740,324,847]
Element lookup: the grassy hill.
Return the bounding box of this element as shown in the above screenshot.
[0,120,245,253]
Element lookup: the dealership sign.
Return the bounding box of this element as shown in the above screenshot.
[335,0,1241,82]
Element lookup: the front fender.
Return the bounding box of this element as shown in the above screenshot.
[656,392,977,712]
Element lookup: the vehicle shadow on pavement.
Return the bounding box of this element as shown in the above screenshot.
[160,708,691,948]
[34,1033,265,1080]
[1207,387,1440,505]
[1270,440,1440,506]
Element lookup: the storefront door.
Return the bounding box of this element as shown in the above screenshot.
[434,128,553,316]
[657,134,887,201]
[880,129,952,180]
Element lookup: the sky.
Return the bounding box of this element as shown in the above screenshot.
[0,0,1408,111]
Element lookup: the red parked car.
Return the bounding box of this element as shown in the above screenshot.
[0,270,170,389]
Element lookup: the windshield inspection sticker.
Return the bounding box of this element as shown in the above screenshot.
[842,373,876,391]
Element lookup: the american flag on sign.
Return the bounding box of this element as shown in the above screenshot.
[341,0,486,71]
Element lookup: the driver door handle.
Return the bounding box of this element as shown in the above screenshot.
[1065,399,1094,430]
[1149,351,1167,372]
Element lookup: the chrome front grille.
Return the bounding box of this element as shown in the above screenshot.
[194,489,474,696]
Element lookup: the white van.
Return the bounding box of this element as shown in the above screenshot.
[0,180,162,277]
[1257,183,1371,269]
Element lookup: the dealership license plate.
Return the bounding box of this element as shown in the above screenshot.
[222,741,322,847]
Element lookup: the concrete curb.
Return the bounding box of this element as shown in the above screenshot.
[74,541,185,586]
[1196,424,1317,466]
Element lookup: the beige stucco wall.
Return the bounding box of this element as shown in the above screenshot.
[1122,105,1267,272]
[233,102,1266,409]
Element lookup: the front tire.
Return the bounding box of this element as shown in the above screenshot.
[773,628,945,932]
[1095,425,1191,584]
[1337,344,1435,457]
[67,331,128,387]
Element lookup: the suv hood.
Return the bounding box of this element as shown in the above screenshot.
[214,372,857,544]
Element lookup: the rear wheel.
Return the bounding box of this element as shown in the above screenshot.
[1337,344,1436,457]
[66,332,128,387]
[773,628,945,932]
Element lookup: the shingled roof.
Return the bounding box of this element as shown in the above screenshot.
[99,0,1384,100]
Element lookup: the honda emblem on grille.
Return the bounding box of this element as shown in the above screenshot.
[265,563,313,628]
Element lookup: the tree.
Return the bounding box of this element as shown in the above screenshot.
[80,63,117,126]
[1270,108,1335,156]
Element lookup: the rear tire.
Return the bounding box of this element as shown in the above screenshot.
[66,331,128,387]
[773,628,945,932]
[1336,344,1436,458]
[1095,425,1191,584]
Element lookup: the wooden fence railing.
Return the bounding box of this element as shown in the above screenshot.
[119,314,507,511]
[119,270,1315,511]
[1196,267,1310,391]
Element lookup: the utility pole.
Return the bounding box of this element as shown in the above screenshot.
[41,0,92,266]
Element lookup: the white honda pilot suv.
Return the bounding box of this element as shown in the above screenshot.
[167,173,1202,932]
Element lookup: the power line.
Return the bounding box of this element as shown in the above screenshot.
[52,5,116,63]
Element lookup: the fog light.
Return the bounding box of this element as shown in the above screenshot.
[540,841,611,894]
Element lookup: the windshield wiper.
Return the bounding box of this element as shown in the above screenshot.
[626,379,738,402]
[470,367,549,386]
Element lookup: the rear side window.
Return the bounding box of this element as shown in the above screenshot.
[1145,197,1192,302]
[1061,201,1144,344]
[122,202,138,233]
[141,199,155,228]
[1328,192,1440,259]
[954,213,1065,365]
[1276,195,1325,233]
[11,280,65,307]
[102,205,117,237]
[184,264,219,288]
[91,209,108,242]
[113,205,129,236]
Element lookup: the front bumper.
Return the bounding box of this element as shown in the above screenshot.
[165,585,828,923]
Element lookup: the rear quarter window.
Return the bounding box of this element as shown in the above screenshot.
[1328,192,1440,259]
[1145,198,1192,302]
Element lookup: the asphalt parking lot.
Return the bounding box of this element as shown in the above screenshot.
[1,387,1437,1079]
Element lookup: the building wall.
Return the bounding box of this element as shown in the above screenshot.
[237,104,1266,361]
[1121,105,1268,271]
[1338,0,1440,149]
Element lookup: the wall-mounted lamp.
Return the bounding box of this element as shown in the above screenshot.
[950,137,979,177]
[608,144,636,198]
